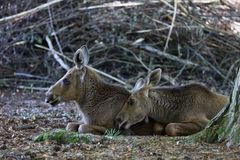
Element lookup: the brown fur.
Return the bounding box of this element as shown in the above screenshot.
[115,68,229,136]
[45,46,163,135]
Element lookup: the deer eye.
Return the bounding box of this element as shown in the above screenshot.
[62,78,71,86]
[128,98,135,106]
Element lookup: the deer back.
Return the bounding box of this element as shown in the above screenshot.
[148,83,229,123]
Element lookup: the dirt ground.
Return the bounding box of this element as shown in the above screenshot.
[0,89,239,160]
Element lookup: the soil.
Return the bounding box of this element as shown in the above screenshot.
[0,89,239,160]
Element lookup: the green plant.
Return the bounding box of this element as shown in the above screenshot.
[104,128,121,140]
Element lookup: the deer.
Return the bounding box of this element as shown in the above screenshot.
[115,68,229,136]
[45,45,164,135]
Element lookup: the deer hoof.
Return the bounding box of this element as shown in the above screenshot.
[165,124,179,136]
[66,122,80,132]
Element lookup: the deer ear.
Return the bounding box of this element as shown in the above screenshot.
[79,45,89,66]
[132,78,146,93]
[79,67,87,83]
[74,45,89,68]
[144,116,149,123]
[146,68,162,87]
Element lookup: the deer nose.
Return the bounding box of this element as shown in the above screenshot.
[45,93,53,103]
[114,117,127,130]
[45,91,56,102]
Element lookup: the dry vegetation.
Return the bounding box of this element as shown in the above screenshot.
[0,0,239,92]
[0,0,240,159]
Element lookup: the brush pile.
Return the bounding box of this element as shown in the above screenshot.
[0,0,239,93]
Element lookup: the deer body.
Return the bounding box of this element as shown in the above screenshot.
[147,84,228,124]
[45,46,163,135]
[115,68,229,136]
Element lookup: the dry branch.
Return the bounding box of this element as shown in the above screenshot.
[14,73,47,79]
[0,84,49,91]
[189,46,232,85]
[77,0,220,12]
[139,45,199,67]
[45,36,70,71]
[163,0,177,53]
[35,44,73,62]
[89,67,126,86]
[116,45,150,72]
[78,1,160,11]
[0,0,64,24]
[1,0,238,93]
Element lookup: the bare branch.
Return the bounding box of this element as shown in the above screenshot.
[45,36,70,71]
[140,45,199,67]
[0,0,64,24]
[78,1,160,11]
[163,0,177,53]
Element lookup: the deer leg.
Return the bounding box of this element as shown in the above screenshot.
[78,124,108,135]
[165,121,208,136]
[66,122,83,132]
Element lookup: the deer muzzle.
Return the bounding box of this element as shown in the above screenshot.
[45,93,61,106]
[114,117,131,130]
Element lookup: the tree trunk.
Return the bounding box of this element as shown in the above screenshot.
[191,68,240,147]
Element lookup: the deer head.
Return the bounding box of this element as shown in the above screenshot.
[45,45,90,106]
[115,68,162,129]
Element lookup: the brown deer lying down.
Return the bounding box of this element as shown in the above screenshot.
[45,45,163,135]
[115,68,229,136]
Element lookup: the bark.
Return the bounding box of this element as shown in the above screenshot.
[191,68,240,147]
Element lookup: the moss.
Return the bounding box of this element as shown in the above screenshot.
[187,108,233,143]
[34,129,92,144]
[226,122,240,146]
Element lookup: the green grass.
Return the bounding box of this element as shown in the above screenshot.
[103,128,121,140]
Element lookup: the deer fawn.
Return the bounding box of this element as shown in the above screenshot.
[45,46,163,135]
[115,68,229,136]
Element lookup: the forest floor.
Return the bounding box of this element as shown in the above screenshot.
[0,89,239,160]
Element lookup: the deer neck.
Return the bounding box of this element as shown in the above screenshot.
[77,70,103,107]
[75,73,130,125]
[147,90,177,123]
[76,68,129,117]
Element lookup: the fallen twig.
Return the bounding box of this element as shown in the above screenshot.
[35,44,73,62]
[0,78,53,84]
[117,45,177,85]
[45,36,70,71]
[140,45,199,67]
[48,5,64,55]
[14,72,47,79]
[0,84,49,91]
[89,67,126,86]
[188,46,232,84]
[223,59,240,86]
[0,0,64,24]
[78,1,160,11]
[14,125,36,130]
[116,45,150,72]
[163,0,177,53]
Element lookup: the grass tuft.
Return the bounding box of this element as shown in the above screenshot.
[104,128,121,140]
